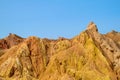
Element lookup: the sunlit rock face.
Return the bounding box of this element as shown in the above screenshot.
[0,22,120,80]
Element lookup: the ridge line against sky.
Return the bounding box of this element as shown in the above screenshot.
[0,0,120,39]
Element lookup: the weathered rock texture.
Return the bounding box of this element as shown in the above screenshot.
[0,22,120,80]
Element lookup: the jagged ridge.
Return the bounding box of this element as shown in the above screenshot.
[0,22,120,80]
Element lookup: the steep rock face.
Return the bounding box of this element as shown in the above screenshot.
[86,22,120,79]
[0,23,120,80]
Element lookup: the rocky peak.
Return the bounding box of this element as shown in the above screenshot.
[87,22,98,32]
[6,33,23,40]
[0,23,120,80]
[0,33,24,49]
[106,30,120,41]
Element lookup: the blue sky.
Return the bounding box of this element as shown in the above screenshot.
[0,0,120,39]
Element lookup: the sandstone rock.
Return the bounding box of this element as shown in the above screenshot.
[0,23,120,80]
[0,33,24,49]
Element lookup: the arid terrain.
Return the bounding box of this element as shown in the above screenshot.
[0,22,120,80]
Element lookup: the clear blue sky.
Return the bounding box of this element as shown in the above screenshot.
[0,0,120,39]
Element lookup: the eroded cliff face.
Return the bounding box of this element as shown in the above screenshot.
[0,22,120,80]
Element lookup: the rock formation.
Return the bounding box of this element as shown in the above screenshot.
[0,22,120,80]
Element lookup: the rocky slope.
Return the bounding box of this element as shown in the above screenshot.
[0,22,120,80]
